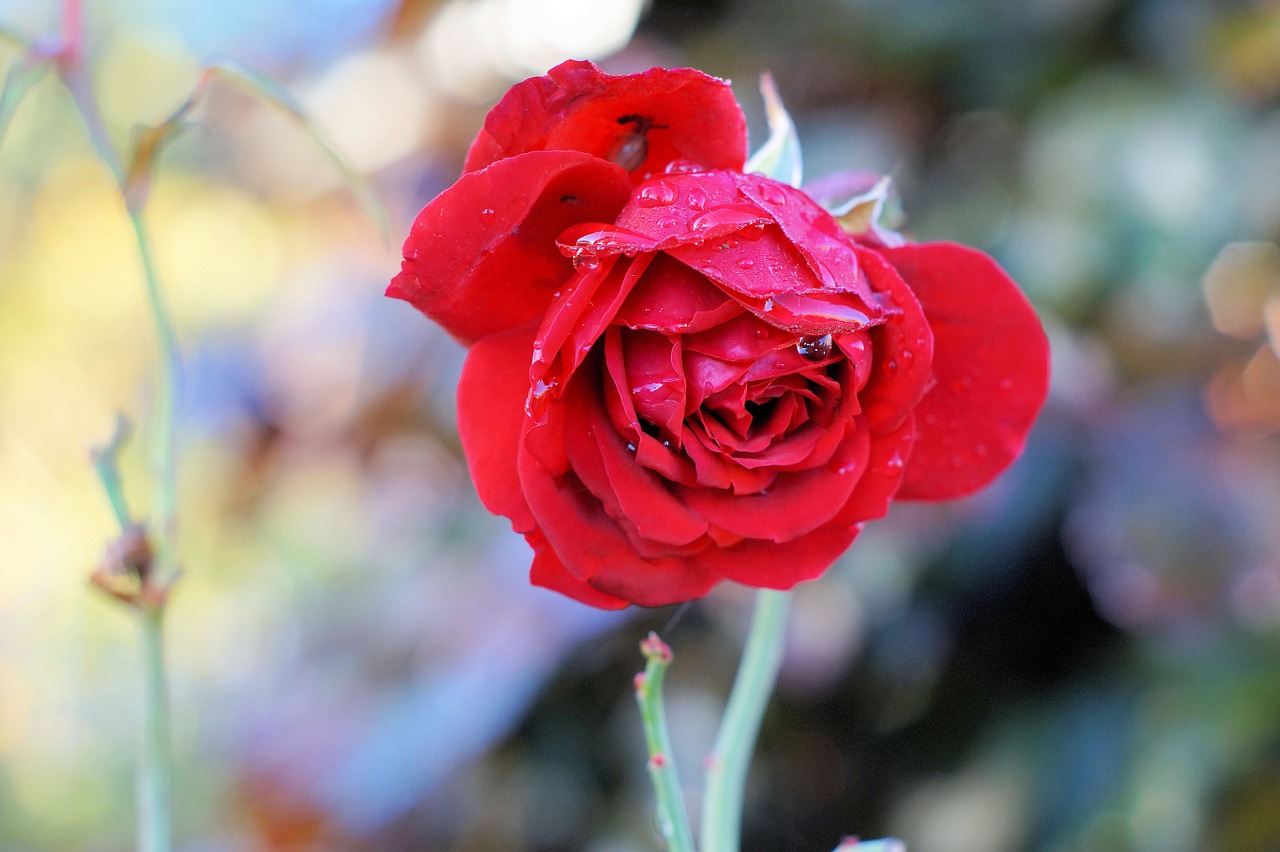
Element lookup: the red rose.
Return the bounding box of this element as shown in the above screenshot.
[389,60,1049,609]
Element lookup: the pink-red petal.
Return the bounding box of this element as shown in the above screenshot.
[878,242,1050,500]
[465,60,748,182]
[389,150,631,345]
[456,323,539,533]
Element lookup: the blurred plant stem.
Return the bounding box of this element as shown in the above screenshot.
[59,1,177,849]
[138,606,172,852]
[700,589,792,852]
[635,633,695,852]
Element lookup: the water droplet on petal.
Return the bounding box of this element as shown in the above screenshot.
[686,187,708,211]
[637,181,677,208]
[737,257,755,270]
[754,327,770,339]
[886,451,905,472]
[796,334,833,361]
[479,208,496,224]
[574,255,600,271]
[657,217,678,229]
[882,359,898,374]
[626,441,637,452]
[664,159,704,175]
[761,183,787,206]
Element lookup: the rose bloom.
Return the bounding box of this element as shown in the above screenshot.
[390,61,1049,609]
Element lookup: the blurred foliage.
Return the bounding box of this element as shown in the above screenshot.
[4,0,1280,851]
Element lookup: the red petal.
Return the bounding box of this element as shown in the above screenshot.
[677,423,870,540]
[518,438,721,606]
[465,60,748,181]
[456,323,538,533]
[697,522,862,589]
[528,529,630,609]
[854,246,935,437]
[878,242,1050,500]
[389,150,631,345]
[835,415,916,523]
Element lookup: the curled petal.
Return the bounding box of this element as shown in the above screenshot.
[879,242,1050,500]
[465,60,748,181]
[677,423,870,540]
[389,151,631,345]
[854,246,936,436]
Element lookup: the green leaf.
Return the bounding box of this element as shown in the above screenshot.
[0,49,51,152]
[204,59,391,246]
[744,72,803,188]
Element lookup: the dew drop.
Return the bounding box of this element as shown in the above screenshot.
[900,349,914,365]
[796,334,833,361]
[686,187,708,211]
[664,159,704,175]
[882,359,898,374]
[754,327,770,339]
[626,441,637,453]
[637,181,677,208]
[761,183,787,206]
[479,207,496,224]
[573,255,600,271]
[886,451,905,472]
[657,217,679,229]
[737,257,755,270]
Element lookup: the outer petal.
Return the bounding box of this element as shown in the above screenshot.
[878,242,1050,500]
[388,150,631,345]
[456,323,539,533]
[528,529,629,609]
[465,60,748,181]
[697,522,863,589]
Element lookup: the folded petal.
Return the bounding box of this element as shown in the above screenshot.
[389,150,631,345]
[677,422,869,540]
[465,60,748,181]
[879,242,1050,500]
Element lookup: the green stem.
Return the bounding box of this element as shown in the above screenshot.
[700,589,793,852]
[55,10,179,848]
[127,209,181,585]
[635,633,695,852]
[138,605,172,852]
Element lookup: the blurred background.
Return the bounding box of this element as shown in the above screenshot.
[3,0,1280,849]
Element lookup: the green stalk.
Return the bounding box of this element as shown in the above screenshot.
[635,633,695,852]
[127,209,181,585]
[138,605,172,852]
[700,589,793,852]
[56,6,178,846]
